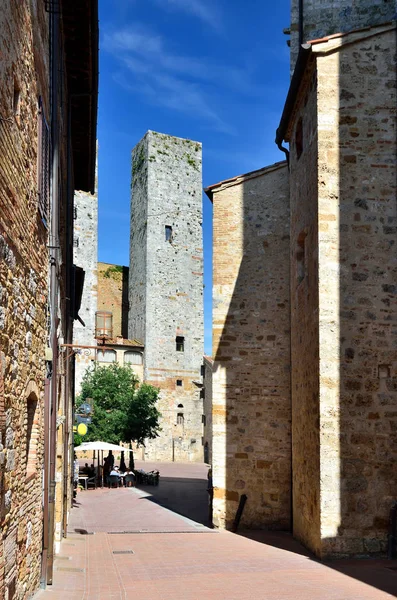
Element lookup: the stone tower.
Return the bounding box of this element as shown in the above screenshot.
[129,131,204,462]
[289,0,397,69]
[73,186,98,393]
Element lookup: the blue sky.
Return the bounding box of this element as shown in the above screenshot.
[97,0,291,355]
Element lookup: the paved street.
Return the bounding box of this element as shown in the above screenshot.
[36,463,397,600]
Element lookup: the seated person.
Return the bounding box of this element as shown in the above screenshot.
[124,469,136,487]
[109,465,121,487]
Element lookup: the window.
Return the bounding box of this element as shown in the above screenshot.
[200,389,205,400]
[177,403,184,408]
[176,379,182,387]
[177,413,184,425]
[165,225,173,242]
[297,232,306,284]
[124,351,143,366]
[26,395,38,477]
[201,364,205,377]
[295,118,303,159]
[202,414,206,426]
[176,336,184,352]
[95,311,113,339]
[97,349,116,363]
[37,97,50,225]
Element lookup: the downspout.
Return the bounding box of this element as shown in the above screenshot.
[276,135,290,170]
[47,4,60,586]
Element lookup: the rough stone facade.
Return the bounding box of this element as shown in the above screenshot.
[0,3,50,596]
[289,0,397,71]
[284,23,397,557]
[73,189,98,393]
[0,0,98,593]
[129,131,204,462]
[206,163,291,530]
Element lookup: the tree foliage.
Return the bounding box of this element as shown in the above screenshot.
[75,363,161,446]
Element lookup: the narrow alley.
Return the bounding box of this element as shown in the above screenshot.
[35,463,396,600]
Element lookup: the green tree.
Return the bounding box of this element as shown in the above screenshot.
[75,363,161,446]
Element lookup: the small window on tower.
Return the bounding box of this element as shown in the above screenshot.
[295,118,303,159]
[176,379,183,387]
[177,413,184,425]
[176,336,185,352]
[165,225,172,242]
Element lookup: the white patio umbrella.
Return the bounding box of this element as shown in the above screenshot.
[74,441,132,453]
[74,441,132,487]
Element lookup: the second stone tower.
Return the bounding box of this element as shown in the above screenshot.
[129,131,204,461]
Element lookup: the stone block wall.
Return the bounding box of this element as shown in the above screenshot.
[203,356,213,465]
[129,131,204,462]
[210,163,291,530]
[73,190,98,393]
[289,0,397,72]
[0,1,49,595]
[288,64,322,554]
[287,24,397,557]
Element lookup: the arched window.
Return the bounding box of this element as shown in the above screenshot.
[124,351,143,366]
[177,404,184,409]
[26,394,38,477]
[97,349,116,363]
[177,413,184,425]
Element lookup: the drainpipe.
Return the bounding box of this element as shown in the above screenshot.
[47,3,60,586]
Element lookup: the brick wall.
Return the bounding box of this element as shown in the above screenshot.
[98,262,129,339]
[0,1,49,595]
[210,163,291,530]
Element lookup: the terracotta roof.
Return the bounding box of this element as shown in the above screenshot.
[204,161,287,202]
[307,21,394,46]
[204,355,213,364]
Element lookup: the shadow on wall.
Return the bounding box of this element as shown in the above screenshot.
[287,26,397,563]
[209,163,292,532]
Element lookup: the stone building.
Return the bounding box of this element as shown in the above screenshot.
[95,262,144,382]
[205,164,291,530]
[208,0,396,560]
[129,131,204,462]
[276,19,397,558]
[73,186,98,393]
[0,1,97,595]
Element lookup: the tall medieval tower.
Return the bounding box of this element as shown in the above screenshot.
[129,131,204,462]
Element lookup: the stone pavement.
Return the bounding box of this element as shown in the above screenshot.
[35,462,397,600]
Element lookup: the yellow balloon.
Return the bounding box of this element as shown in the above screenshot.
[77,423,88,436]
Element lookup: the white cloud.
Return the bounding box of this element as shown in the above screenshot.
[152,0,221,31]
[103,24,264,134]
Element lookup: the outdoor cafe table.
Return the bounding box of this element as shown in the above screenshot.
[78,475,89,490]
